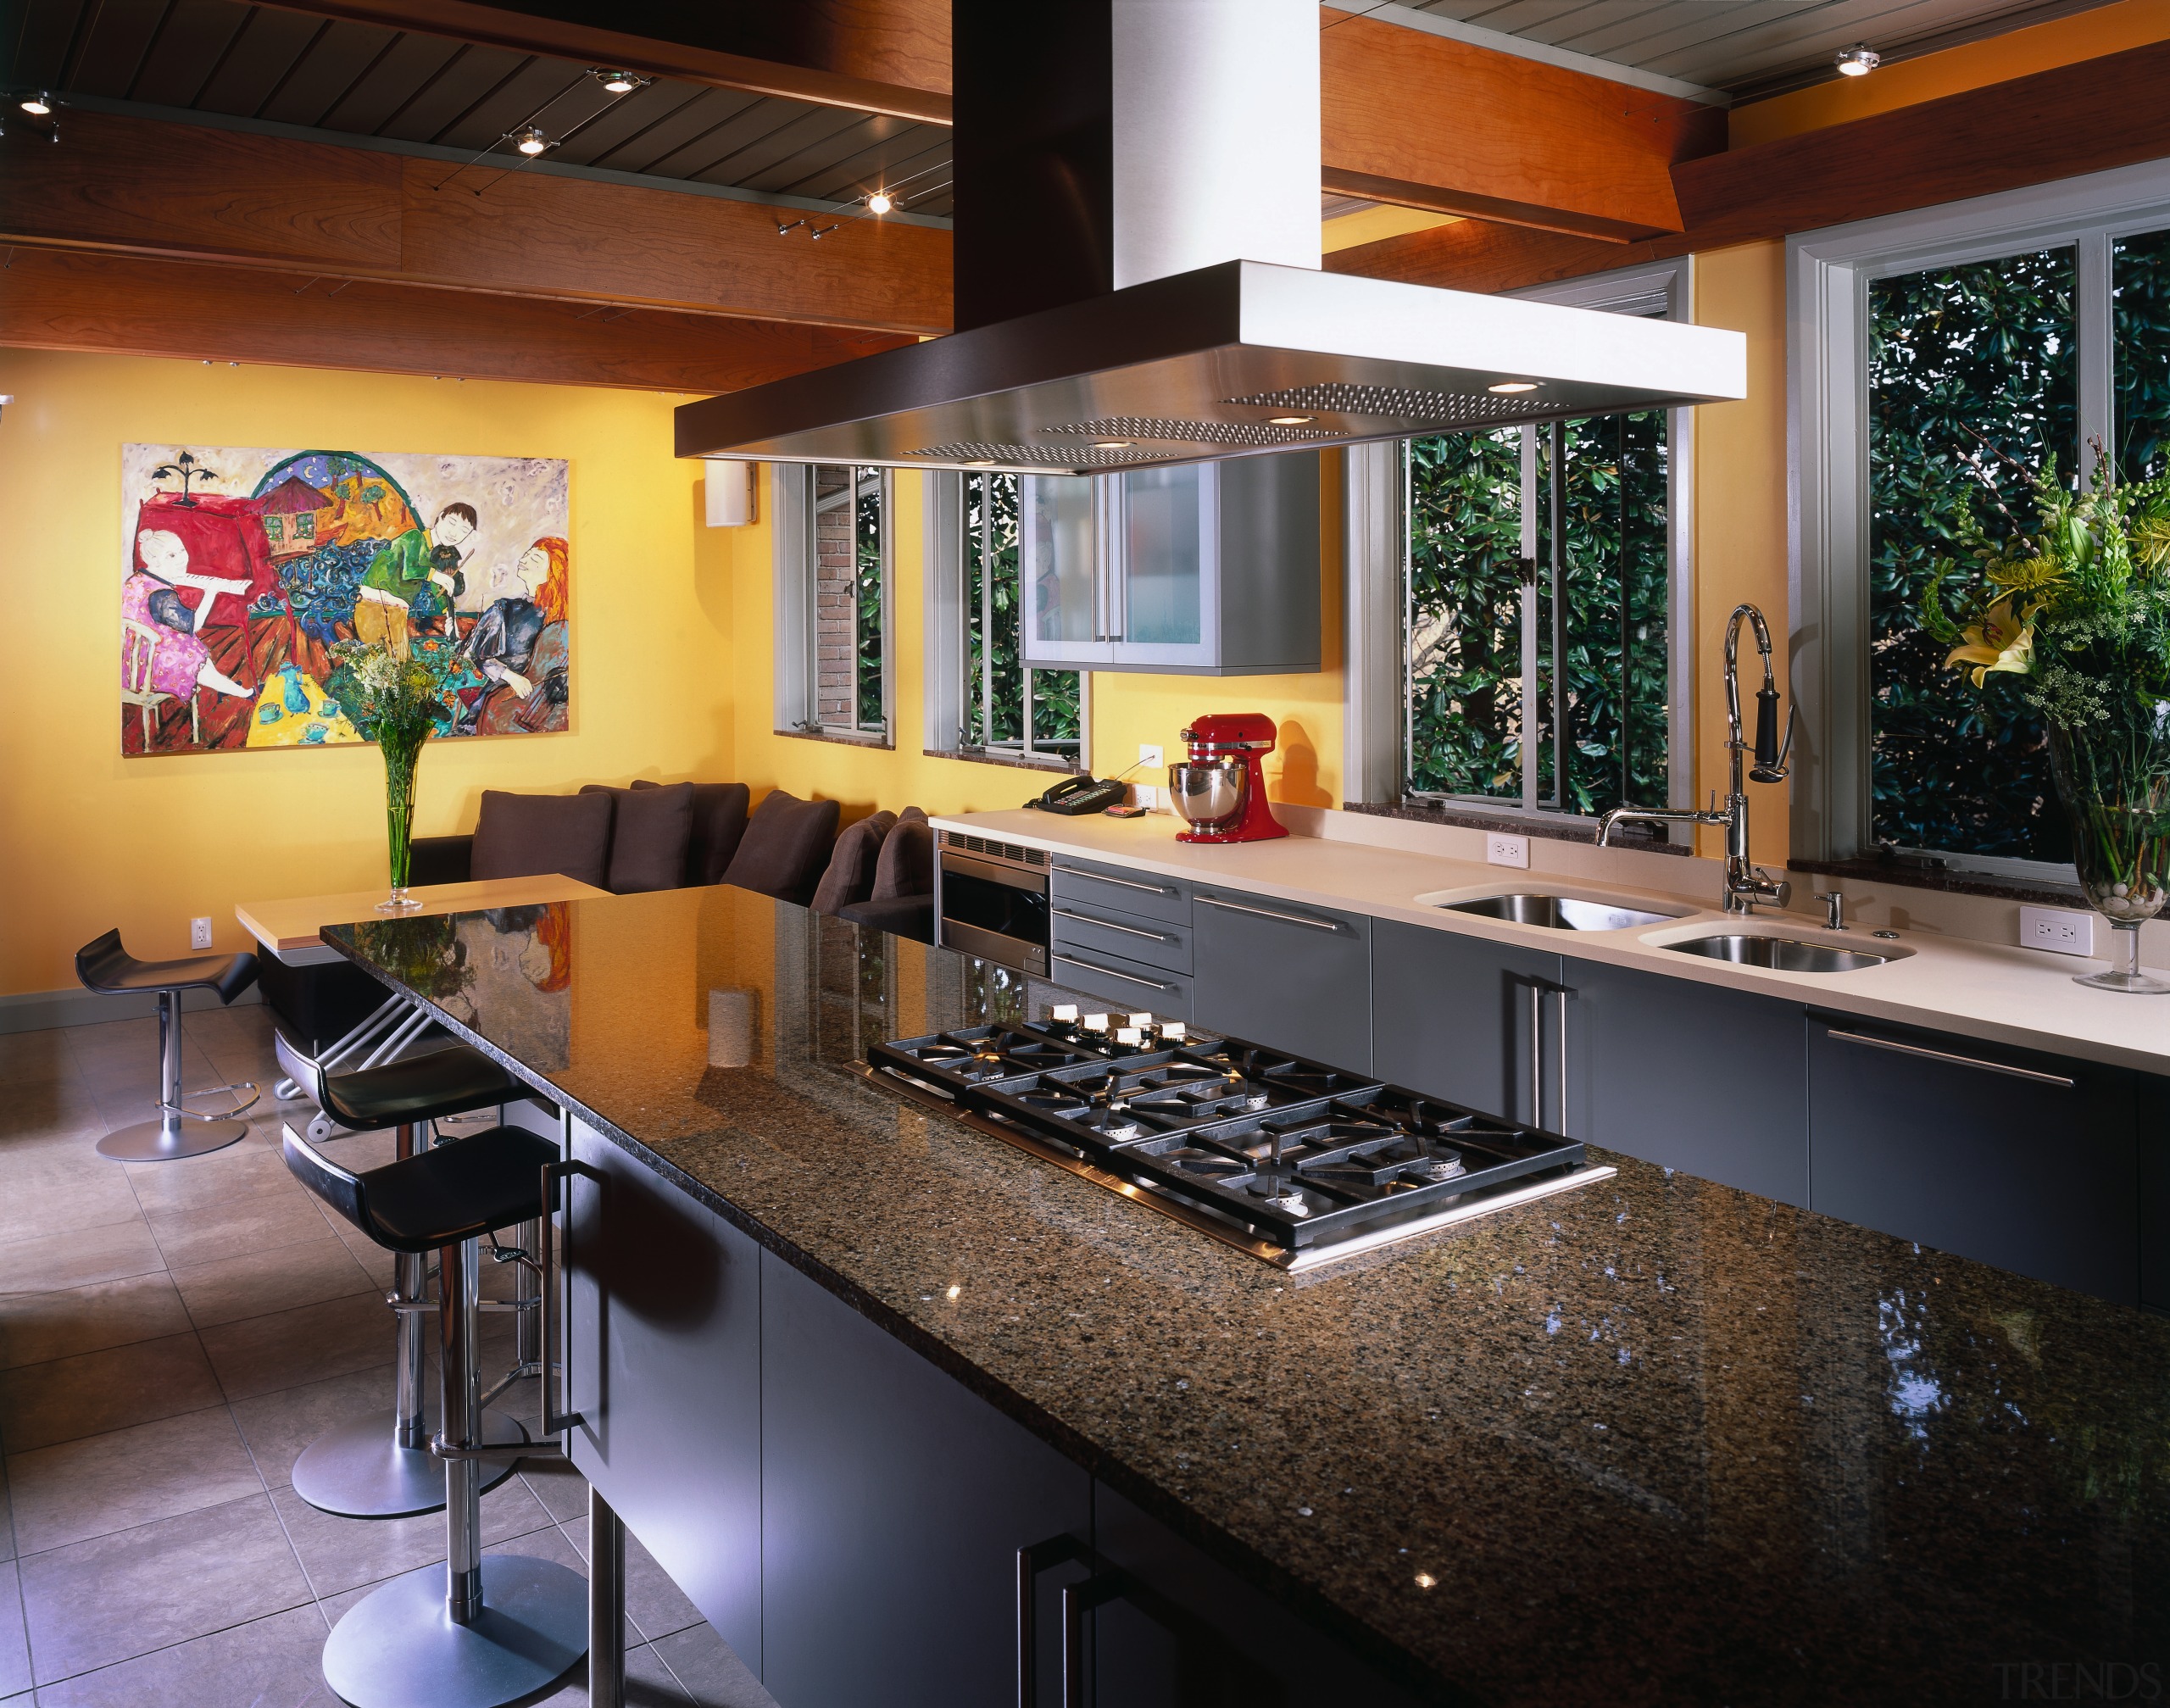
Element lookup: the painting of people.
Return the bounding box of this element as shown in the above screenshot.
[118,444,571,754]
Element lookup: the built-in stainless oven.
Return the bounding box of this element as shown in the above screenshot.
[936,832,1049,975]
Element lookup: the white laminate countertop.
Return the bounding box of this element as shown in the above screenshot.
[931,808,2170,1077]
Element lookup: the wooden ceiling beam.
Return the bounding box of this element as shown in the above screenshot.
[1329,36,2170,294]
[0,110,952,337]
[0,248,910,391]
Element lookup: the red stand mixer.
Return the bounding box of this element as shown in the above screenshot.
[1168,713,1289,844]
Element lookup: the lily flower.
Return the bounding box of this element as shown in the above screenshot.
[1944,599,2035,688]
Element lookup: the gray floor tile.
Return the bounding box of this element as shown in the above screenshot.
[168,1238,376,1331]
[0,1334,223,1455]
[1,1464,14,1560]
[198,1291,392,1403]
[0,1138,141,1249]
[0,1273,191,1372]
[651,1623,778,1708]
[227,1365,396,1489]
[0,1081,107,1143]
[270,1472,554,1599]
[17,1492,311,1685]
[7,1408,264,1555]
[560,1516,706,1644]
[526,1642,693,1707]
[0,1035,77,1088]
[122,1138,303,1216]
[25,1599,333,1708]
[0,1219,163,1297]
[521,1456,590,1524]
[0,1563,27,1698]
[143,1182,336,1272]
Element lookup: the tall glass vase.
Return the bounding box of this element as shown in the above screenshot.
[2045,696,2170,993]
[376,731,427,914]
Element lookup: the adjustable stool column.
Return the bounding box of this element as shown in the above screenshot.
[285,1121,587,1708]
[75,930,260,1161]
[275,1032,527,1517]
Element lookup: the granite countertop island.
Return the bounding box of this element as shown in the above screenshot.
[327,885,2170,1706]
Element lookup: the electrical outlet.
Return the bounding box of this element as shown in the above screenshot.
[2019,904,2095,959]
[1132,784,1160,811]
[190,916,213,950]
[1138,743,1164,771]
[1486,833,1530,870]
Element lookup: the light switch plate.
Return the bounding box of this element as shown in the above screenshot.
[1486,833,1530,870]
[190,916,213,950]
[2019,904,2095,959]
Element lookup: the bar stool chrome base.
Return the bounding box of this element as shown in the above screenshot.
[96,1115,250,1162]
[321,1555,587,1708]
[290,1408,526,1519]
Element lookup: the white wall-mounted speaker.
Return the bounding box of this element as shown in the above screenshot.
[704,460,759,527]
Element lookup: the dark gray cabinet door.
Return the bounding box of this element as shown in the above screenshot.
[1372,919,1562,1125]
[1191,888,1372,1071]
[761,1250,1092,1708]
[1807,1015,2139,1303]
[1087,1484,1425,1708]
[565,1119,761,1670]
[1565,960,1809,1205]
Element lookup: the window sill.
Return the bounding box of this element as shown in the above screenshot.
[778,726,893,752]
[924,747,1086,776]
[1343,798,1691,857]
[1790,854,2084,909]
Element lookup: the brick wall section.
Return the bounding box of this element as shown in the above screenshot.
[813,465,855,726]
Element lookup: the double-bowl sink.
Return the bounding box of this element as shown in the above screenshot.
[1422,890,1906,973]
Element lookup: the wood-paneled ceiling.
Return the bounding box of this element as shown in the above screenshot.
[4,0,956,215]
[1396,0,2119,98]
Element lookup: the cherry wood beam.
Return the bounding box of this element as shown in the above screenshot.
[1320,8,1722,242]
[0,248,910,391]
[1330,36,2170,293]
[0,111,952,337]
[252,0,952,123]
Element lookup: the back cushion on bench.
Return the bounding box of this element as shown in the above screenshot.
[470,789,614,888]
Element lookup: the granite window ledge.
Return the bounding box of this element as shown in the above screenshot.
[1789,854,2085,909]
[1344,799,1690,857]
[778,726,894,752]
[924,747,1086,776]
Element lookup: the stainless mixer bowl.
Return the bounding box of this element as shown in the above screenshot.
[1168,760,1246,831]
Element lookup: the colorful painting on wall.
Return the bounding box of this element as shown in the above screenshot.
[118,444,571,755]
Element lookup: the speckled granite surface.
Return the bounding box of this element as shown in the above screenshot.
[327,886,2170,1707]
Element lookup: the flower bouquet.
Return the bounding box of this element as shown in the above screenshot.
[326,643,452,913]
[1922,457,2170,991]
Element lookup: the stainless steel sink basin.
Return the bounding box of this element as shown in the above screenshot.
[1663,934,1898,973]
[1436,893,1680,932]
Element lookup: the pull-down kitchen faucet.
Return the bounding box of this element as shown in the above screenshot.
[1597,602,1794,915]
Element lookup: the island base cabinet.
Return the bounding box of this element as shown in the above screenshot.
[565,1119,761,1671]
[1806,1015,2139,1304]
[1087,1486,1426,1708]
[760,1250,1091,1708]
[1372,920,1561,1127]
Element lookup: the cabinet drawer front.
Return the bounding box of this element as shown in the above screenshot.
[1191,887,1371,1072]
[1052,859,1190,924]
[1050,947,1192,1021]
[1052,900,1192,973]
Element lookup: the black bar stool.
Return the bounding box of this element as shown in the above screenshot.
[284,1118,587,1708]
[75,929,260,1161]
[275,1030,530,1518]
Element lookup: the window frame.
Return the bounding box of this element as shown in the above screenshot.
[922,469,1092,774]
[1348,258,1694,837]
[772,461,894,746]
[1789,156,2170,876]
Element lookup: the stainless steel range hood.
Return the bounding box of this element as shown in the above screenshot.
[675,2,1746,475]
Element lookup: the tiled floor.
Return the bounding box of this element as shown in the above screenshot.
[0,1005,774,1706]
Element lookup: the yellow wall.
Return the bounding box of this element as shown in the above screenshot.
[0,348,732,997]
[1729,0,2170,147]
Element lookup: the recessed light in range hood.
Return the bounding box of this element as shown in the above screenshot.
[674,2,1746,475]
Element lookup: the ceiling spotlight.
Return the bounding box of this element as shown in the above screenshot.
[1834,43,1880,76]
[1093,439,1132,448]
[19,91,52,115]
[966,459,998,468]
[1267,414,1313,426]
[867,190,893,215]
[1488,381,1540,394]
[592,68,648,93]
[513,126,553,156]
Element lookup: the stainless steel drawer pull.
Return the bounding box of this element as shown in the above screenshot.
[1827,1029,2077,1088]
[1195,895,1342,932]
[1058,867,1174,896]
[539,1150,605,1439]
[1053,953,1178,993]
[1052,908,1172,943]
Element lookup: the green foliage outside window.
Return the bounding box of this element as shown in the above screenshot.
[1407,430,1524,798]
[963,471,1080,754]
[855,470,885,732]
[1868,248,2078,861]
[2117,228,2170,481]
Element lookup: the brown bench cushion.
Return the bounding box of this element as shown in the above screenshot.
[871,806,933,900]
[633,778,750,885]
[581,782,695,894]
[811,811,895,915]
[470,789,613,887]
[723,789,840,907]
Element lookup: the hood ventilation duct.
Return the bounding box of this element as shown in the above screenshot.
[675,0,1745,473]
